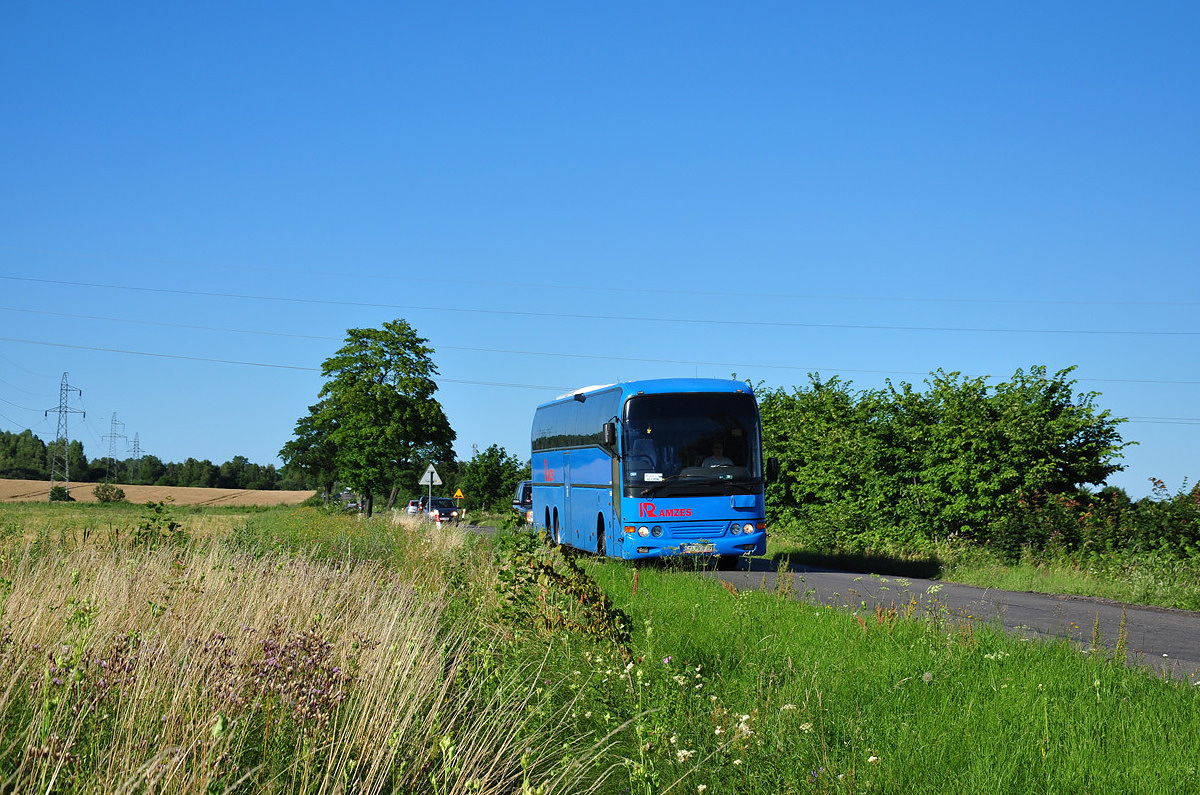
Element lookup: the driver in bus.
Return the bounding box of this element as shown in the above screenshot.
[701,440,733,468]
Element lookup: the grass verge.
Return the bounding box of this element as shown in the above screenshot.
[2,503,1199,793]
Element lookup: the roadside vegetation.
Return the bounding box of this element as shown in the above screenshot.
[767,480,1200,612]
[3,502,1198,793]
[761,367,1200,611]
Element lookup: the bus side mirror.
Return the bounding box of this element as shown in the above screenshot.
[603,421,617,448]
[766,457,780,483]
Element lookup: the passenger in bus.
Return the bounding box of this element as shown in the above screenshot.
[701,441,733,467]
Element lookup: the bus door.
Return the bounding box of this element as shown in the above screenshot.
[610,453,621,557]
[563,452,573,547]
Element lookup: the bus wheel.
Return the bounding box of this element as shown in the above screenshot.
[596,516,606,557]
[552,509,561,546]
[716,555,739,571]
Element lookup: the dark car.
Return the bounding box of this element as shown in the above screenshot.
[424,497,459,524]
[511,480,533,523]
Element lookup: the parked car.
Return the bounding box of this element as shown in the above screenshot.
[424,497,459,524]
[405,499,421,515]
[511,480,533,523]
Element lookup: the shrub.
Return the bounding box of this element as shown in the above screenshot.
[48,485,74,502]
[132,500,188,548]
[92,482,126,503]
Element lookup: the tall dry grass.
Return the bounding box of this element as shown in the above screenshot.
[0,536,613,793]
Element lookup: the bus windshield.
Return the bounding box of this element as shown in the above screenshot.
[622,391,763,497]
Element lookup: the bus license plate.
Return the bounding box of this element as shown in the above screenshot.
[682,543,715,554]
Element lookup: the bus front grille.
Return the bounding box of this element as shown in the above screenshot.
[665,522,728,540]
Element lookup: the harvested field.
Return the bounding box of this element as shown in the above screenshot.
[0,478,317,506]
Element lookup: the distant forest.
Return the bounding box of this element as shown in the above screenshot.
[0,429,308,490]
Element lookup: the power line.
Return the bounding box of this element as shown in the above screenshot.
[0,395,42,412]
[3,336,319,372]
[0,336,571,391]
[0,409,27,427]
[1128,420,1200,427]
[5,335,1200,426]
[0,374,49,396]
[5,306,1200,387]
[5,275,1200,337]
[0,305,334,342]
[4,244,1200,308]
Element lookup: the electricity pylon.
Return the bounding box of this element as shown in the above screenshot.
[128,432,142,483]
[45,372,85,500]
[102,413,127,484]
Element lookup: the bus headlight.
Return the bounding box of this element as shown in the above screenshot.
[730,522,742,535]
[638,526,650,537]
[651,525,663,537]
[742,523,755,535]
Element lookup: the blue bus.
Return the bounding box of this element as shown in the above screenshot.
[530,378,778,569]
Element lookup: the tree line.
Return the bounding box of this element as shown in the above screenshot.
[759,366,1199,560]
[16,313,1188,557]
[0,429,296,490]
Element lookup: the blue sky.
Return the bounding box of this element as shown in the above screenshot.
[1,2,1197,497]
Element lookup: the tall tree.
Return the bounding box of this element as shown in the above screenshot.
[137,454,166,485]
[279,401,339,501]
[317,319,455,516]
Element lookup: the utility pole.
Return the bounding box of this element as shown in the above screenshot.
[102,413,127,484]
[45,372,85,501]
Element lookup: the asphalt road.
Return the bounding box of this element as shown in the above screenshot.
[713,556,1200,684]
[466,523,1200,683]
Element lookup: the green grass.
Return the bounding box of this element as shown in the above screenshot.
[582,560,1200,793]
[0,499,271,547]
[937,547,1200,611]
[2,503,1199,793]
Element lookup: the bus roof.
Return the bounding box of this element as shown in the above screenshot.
[541,378,754,409]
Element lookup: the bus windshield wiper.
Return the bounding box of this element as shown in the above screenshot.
[638,476,688,497]
[639,475,762,498]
